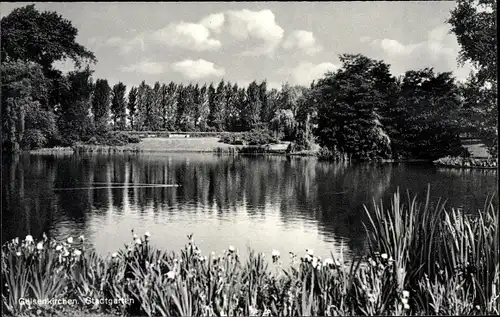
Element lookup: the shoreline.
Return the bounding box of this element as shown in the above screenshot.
[22,141,498,170]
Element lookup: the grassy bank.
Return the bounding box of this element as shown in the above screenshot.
[2,188,498,316]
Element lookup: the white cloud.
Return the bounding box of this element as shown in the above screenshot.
[370,24,474,81]
[290,62,339,86]
[104,12,223,54]
[171,59,225,79]
[283,30,323,55]
[378,39,419,56]
[199,13,225,33]
[226,9,284,56]
[104,35,146,55]
[370,25,458,58]
[151,21,221,51]
[120,60,167,75]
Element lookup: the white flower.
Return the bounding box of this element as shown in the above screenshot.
[79,235,85,241]
[335,259,341,266]
[145,231,151,238]
[25,235,34,243]
[13,237,19,244]
[306,249,314,256]
[381,253,388,260]
[323,258,334,266]
[63,250,70,257]
[403,303,410,310]
[135,238,142,245]
[166,271,175,279]
[401,298,408,305]
[367,293,376,303]
[369,258,377,267]
[73,249,82,256]
[112,252,118,258]
[16,251,21,256]
[228,245,235,253]
[312,257,318,268]
[67,237,73,244]
[55,245,63,251]
[402,290,410,298]
[36,242,43,250]
[272,250,280,257]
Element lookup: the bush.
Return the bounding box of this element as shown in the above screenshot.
[127,135,141,143]
[20,129,47,149]
[220,129,280,146]
[317,146,349,161]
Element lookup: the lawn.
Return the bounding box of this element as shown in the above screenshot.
[136,137,292,153]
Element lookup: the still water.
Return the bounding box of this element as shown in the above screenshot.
[2,153,498,260]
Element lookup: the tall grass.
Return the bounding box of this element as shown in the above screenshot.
[2,188,498,316]
[72,144,141,154]
[363,185,499,315]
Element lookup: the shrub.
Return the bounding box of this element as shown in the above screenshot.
[317,146,349,161]
[220,129,280,146]
[20,129,47,150]
[127,135,141,143]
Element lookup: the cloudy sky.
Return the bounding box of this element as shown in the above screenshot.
[2,2,474,90]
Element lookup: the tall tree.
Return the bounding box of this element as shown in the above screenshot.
[58,67,94,145]
[175,84,187,130]
[111,82,127,130]
[1,60,53,151]
[212,80,227,131]
[127,86,138,130]
[392,69,463,159]
[236,86,247,131]
[448,0,497,156]
[92,79,111,132]
[315,54,394,160]
[225,83,240,131]
[242,81,263,130]
[150,82,162,130]
[1,5,96,109]
[164,82,178,130]
[197,84,210,131]
[135,81,149,131]
[207,83,217,130]
[258,81,268,123]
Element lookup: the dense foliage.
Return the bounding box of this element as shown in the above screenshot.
[2,191,498,316]
[220,128,280,146]
[448,0,498,157]
[1,2,495,161]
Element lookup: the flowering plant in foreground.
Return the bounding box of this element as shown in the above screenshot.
[1,190,499,316]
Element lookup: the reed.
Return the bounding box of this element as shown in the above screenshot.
[72,144,142,154]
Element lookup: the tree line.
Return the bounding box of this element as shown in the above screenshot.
[1,2,497,160]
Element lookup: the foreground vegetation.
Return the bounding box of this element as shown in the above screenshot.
[2,189,498,316]
[434,156,498,169]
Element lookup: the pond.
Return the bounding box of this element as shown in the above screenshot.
[2,153,498,260]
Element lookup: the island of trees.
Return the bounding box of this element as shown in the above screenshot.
[1,2,497,162]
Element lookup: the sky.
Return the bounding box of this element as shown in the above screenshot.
[1,1,475,92]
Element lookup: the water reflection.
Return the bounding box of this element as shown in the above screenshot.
[2,153,498,259]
